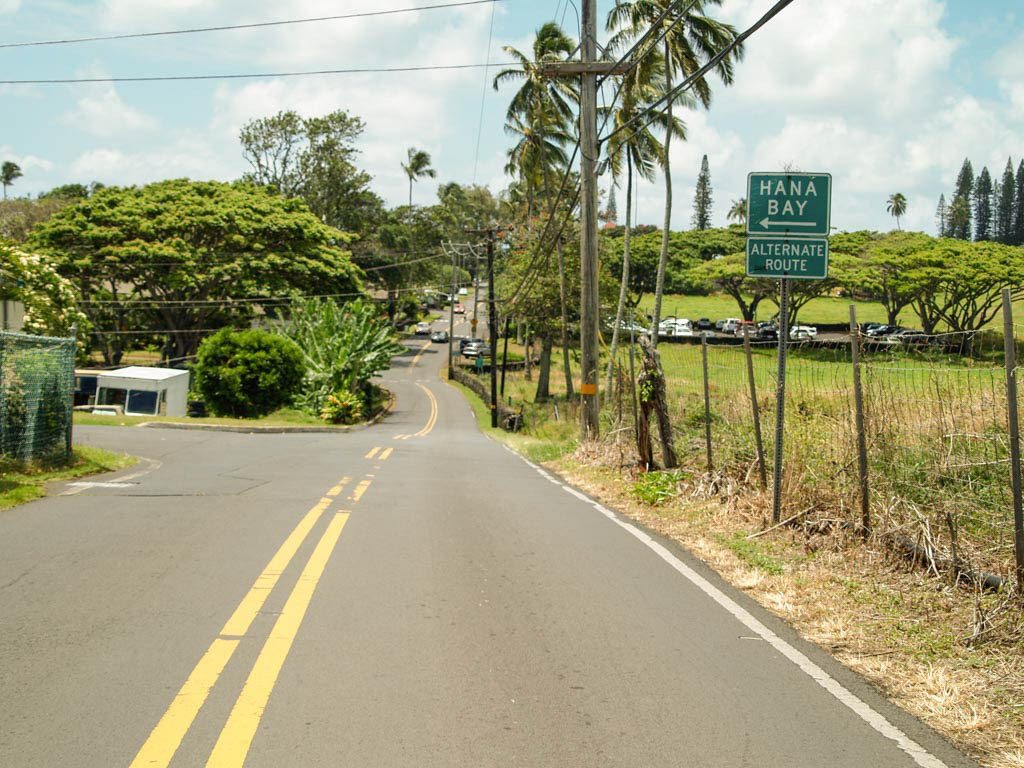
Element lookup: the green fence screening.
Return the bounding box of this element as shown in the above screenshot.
[0,330,75,463]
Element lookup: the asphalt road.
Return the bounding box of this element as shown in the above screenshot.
[0,312,979,768]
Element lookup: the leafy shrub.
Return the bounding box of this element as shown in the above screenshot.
[632,470,683,506]
[276,298,403,415]
[194,329,305,418]
[319,390,364,424]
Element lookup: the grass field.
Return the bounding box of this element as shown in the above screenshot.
[73,407,340,428]
[0,446,135,511]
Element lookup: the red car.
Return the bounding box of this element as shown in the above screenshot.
[453,303,465,314]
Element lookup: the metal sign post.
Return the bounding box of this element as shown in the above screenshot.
[745,171,832,525]
[772,278,790,524]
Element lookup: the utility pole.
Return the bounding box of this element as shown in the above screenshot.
[487,234,498,428]
[446,242,457,379]
[471,246,482,340]
[578,0,600,440]
[538,3,625,440]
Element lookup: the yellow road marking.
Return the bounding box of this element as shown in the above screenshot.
[365,446,380,460]
[220,497,332,638]
[413,383,439,437]
[205,512,350,768]
[130,483,345,768]
[350,478,372,503]
[410,341,430,366]
[393,434,408,440]
[379,447,394,461]
[325,477,351,498]
[129,639,239,768]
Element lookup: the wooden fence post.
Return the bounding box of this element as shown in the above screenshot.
[1001,289,1024,591]
[743,324,767,490]
[849,305,871,538]
[701,333,713,472]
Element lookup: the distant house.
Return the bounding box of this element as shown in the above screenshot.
[95,366,190,417]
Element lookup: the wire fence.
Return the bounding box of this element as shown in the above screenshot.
[0,330,75,463]
[606,320,1023,589]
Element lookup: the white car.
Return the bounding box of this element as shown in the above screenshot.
[673,318,694,337]
[789,324,818,340]
[414,321,432,335]
[721,318,743,334]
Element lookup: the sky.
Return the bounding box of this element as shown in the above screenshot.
[1,0,1022,235]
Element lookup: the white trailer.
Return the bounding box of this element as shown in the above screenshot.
[95,366,190,417]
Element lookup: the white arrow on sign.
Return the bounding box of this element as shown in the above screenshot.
[759,217,817,229]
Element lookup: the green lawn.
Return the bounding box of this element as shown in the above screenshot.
[635,293,890,325]
[0,446,135,511]
[73,407,337,428]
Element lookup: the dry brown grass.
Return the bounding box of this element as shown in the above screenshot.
[553,445,1024,768]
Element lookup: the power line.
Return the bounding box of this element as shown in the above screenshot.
[0,62,515,86]
[603,0,795,145]
[0,0,506,49]
[471,0,498,185]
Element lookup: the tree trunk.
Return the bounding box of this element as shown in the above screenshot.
[556,237,575,399]
[637,334,678,468]
[606,154,633,395]
[524,323,532,381]
[535,336,552,401]
[650,43,674,349]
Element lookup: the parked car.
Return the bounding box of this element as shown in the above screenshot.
[430,330,449,343]
[657,317,678,338]
[789,324,818,340]
[714,319,727,331]
[462,341,491,358]
[414,321,431,335]
[721,318,743,334]
[889,328,930,345]
[673,318,694,337]
[755,322,778,340]
[865,324,901,337]
[453,303,466,314]
[695,317,713,331]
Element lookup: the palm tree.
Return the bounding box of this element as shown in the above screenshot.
[401,148,436,207]
[608,0,743,346]
[727,197,747,225]
[494,21,579,399]
[603,49,685,394]
[1,161,22,200]
[886,192,907,231]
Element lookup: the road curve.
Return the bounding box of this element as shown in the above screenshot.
[0,321,977,768]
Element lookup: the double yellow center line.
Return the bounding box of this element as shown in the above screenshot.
[130,449,393,767]
[393,383,438,441]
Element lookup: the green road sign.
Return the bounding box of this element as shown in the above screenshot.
[746,237,829,280]
[747,172,831,237]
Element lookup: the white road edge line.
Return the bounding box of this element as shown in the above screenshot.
[503,444,949,768]
[60,456,163,496]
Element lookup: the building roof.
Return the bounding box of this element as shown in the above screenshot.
[100,366,189,382]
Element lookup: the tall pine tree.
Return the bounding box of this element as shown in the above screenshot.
[691,154,712,230]
[973,166,993,241]
[951,158,974,240]
[1013,159,1024,246]
[935,194,948,237]
[995,157,1015,243]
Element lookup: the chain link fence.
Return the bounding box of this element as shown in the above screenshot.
[0,330,75,463]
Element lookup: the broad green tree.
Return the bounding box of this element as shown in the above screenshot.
[886,192,907,231]
[688,252,774,321]
[401,147,437,208]
[29,180,363,362]
[240,110,383,237]
[608,0,743,346]
[1,161,22,200]
[0,241,86,337]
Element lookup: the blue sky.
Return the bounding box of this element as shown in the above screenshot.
[1,0,1022,234]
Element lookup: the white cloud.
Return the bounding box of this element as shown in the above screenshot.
[62,84,158,138]
[0,0,21,13]
[68,131,237,186]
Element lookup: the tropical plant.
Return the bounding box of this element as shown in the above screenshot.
[727,197,747,225]
[275,298,403,415]
[1,161,22,200]
[608,0,743,345]
[401,147,436,207]
[0,242,87,337]
[319,389,364,424]
[886,192,907,231]
[193,329,306,418]
[602,47,681,392]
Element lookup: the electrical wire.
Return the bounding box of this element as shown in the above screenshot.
[0,62,515,85]
[0,0,506,49]
[603,0,795,145]
[471,0,498,185]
